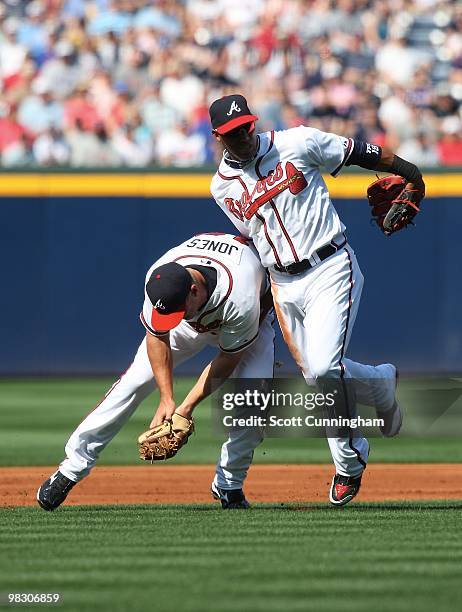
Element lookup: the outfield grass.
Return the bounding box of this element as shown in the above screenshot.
[1,377,462,466]
[1,503,461,612]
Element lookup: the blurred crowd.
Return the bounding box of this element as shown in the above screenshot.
[1,0,462,168]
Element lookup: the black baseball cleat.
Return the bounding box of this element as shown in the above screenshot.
[37,471,76,511]
[211,483,250,509]
[329,473,362,507]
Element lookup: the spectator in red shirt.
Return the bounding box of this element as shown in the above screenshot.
[64,85,101,132]
[0,105,30,153]
[437,137,462,165]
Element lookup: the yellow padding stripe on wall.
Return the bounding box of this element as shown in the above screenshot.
[0,173,460,197]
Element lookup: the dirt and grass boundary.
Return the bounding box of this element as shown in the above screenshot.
[3,464,462,507]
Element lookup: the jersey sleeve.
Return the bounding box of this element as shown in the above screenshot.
[218,303,260,354]
[299,126,353,177]
[210,175,251,238]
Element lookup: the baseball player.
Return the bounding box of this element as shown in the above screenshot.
[37,232,275,511]
[209,94,425,506]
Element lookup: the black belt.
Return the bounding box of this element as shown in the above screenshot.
[274,238,347,275]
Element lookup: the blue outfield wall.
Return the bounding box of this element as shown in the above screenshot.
[1,196,460,375]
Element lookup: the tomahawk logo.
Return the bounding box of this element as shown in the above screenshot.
[227,101,241,116]
[224,161,308,221]
[154,299,166,310]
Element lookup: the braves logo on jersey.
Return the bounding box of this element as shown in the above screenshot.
[224,161,307,222]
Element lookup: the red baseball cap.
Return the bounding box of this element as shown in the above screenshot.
[146,263,192,332]
[209,94,258,134]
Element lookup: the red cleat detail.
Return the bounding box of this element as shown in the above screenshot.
[335,484,352,500]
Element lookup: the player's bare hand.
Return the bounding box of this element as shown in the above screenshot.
[150,398,176,428]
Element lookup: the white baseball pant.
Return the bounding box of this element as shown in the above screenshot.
[271,244,393,478]
[59,314,275,490]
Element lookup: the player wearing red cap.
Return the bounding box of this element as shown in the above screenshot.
[209,94,423,505]
[37,233,275,511]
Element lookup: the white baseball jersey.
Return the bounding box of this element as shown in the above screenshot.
[140,233,269,353]
[210,126,352,269]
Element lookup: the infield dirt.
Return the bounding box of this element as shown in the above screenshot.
[2,464,462,507]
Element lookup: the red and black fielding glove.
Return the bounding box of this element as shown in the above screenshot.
[367,175,423,236]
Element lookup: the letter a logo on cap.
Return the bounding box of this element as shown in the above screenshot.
[154,299,165,310]
[209,94,258,134]
[227,101,241,116]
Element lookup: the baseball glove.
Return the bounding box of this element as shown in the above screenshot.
[138,413,194,462]
[367,175,423,236]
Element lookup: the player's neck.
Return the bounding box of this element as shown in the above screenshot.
[223,136,260,169]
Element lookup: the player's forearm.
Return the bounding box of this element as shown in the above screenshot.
[176,351,242,417]
[146,332,174,402]
[375,147,426,193]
